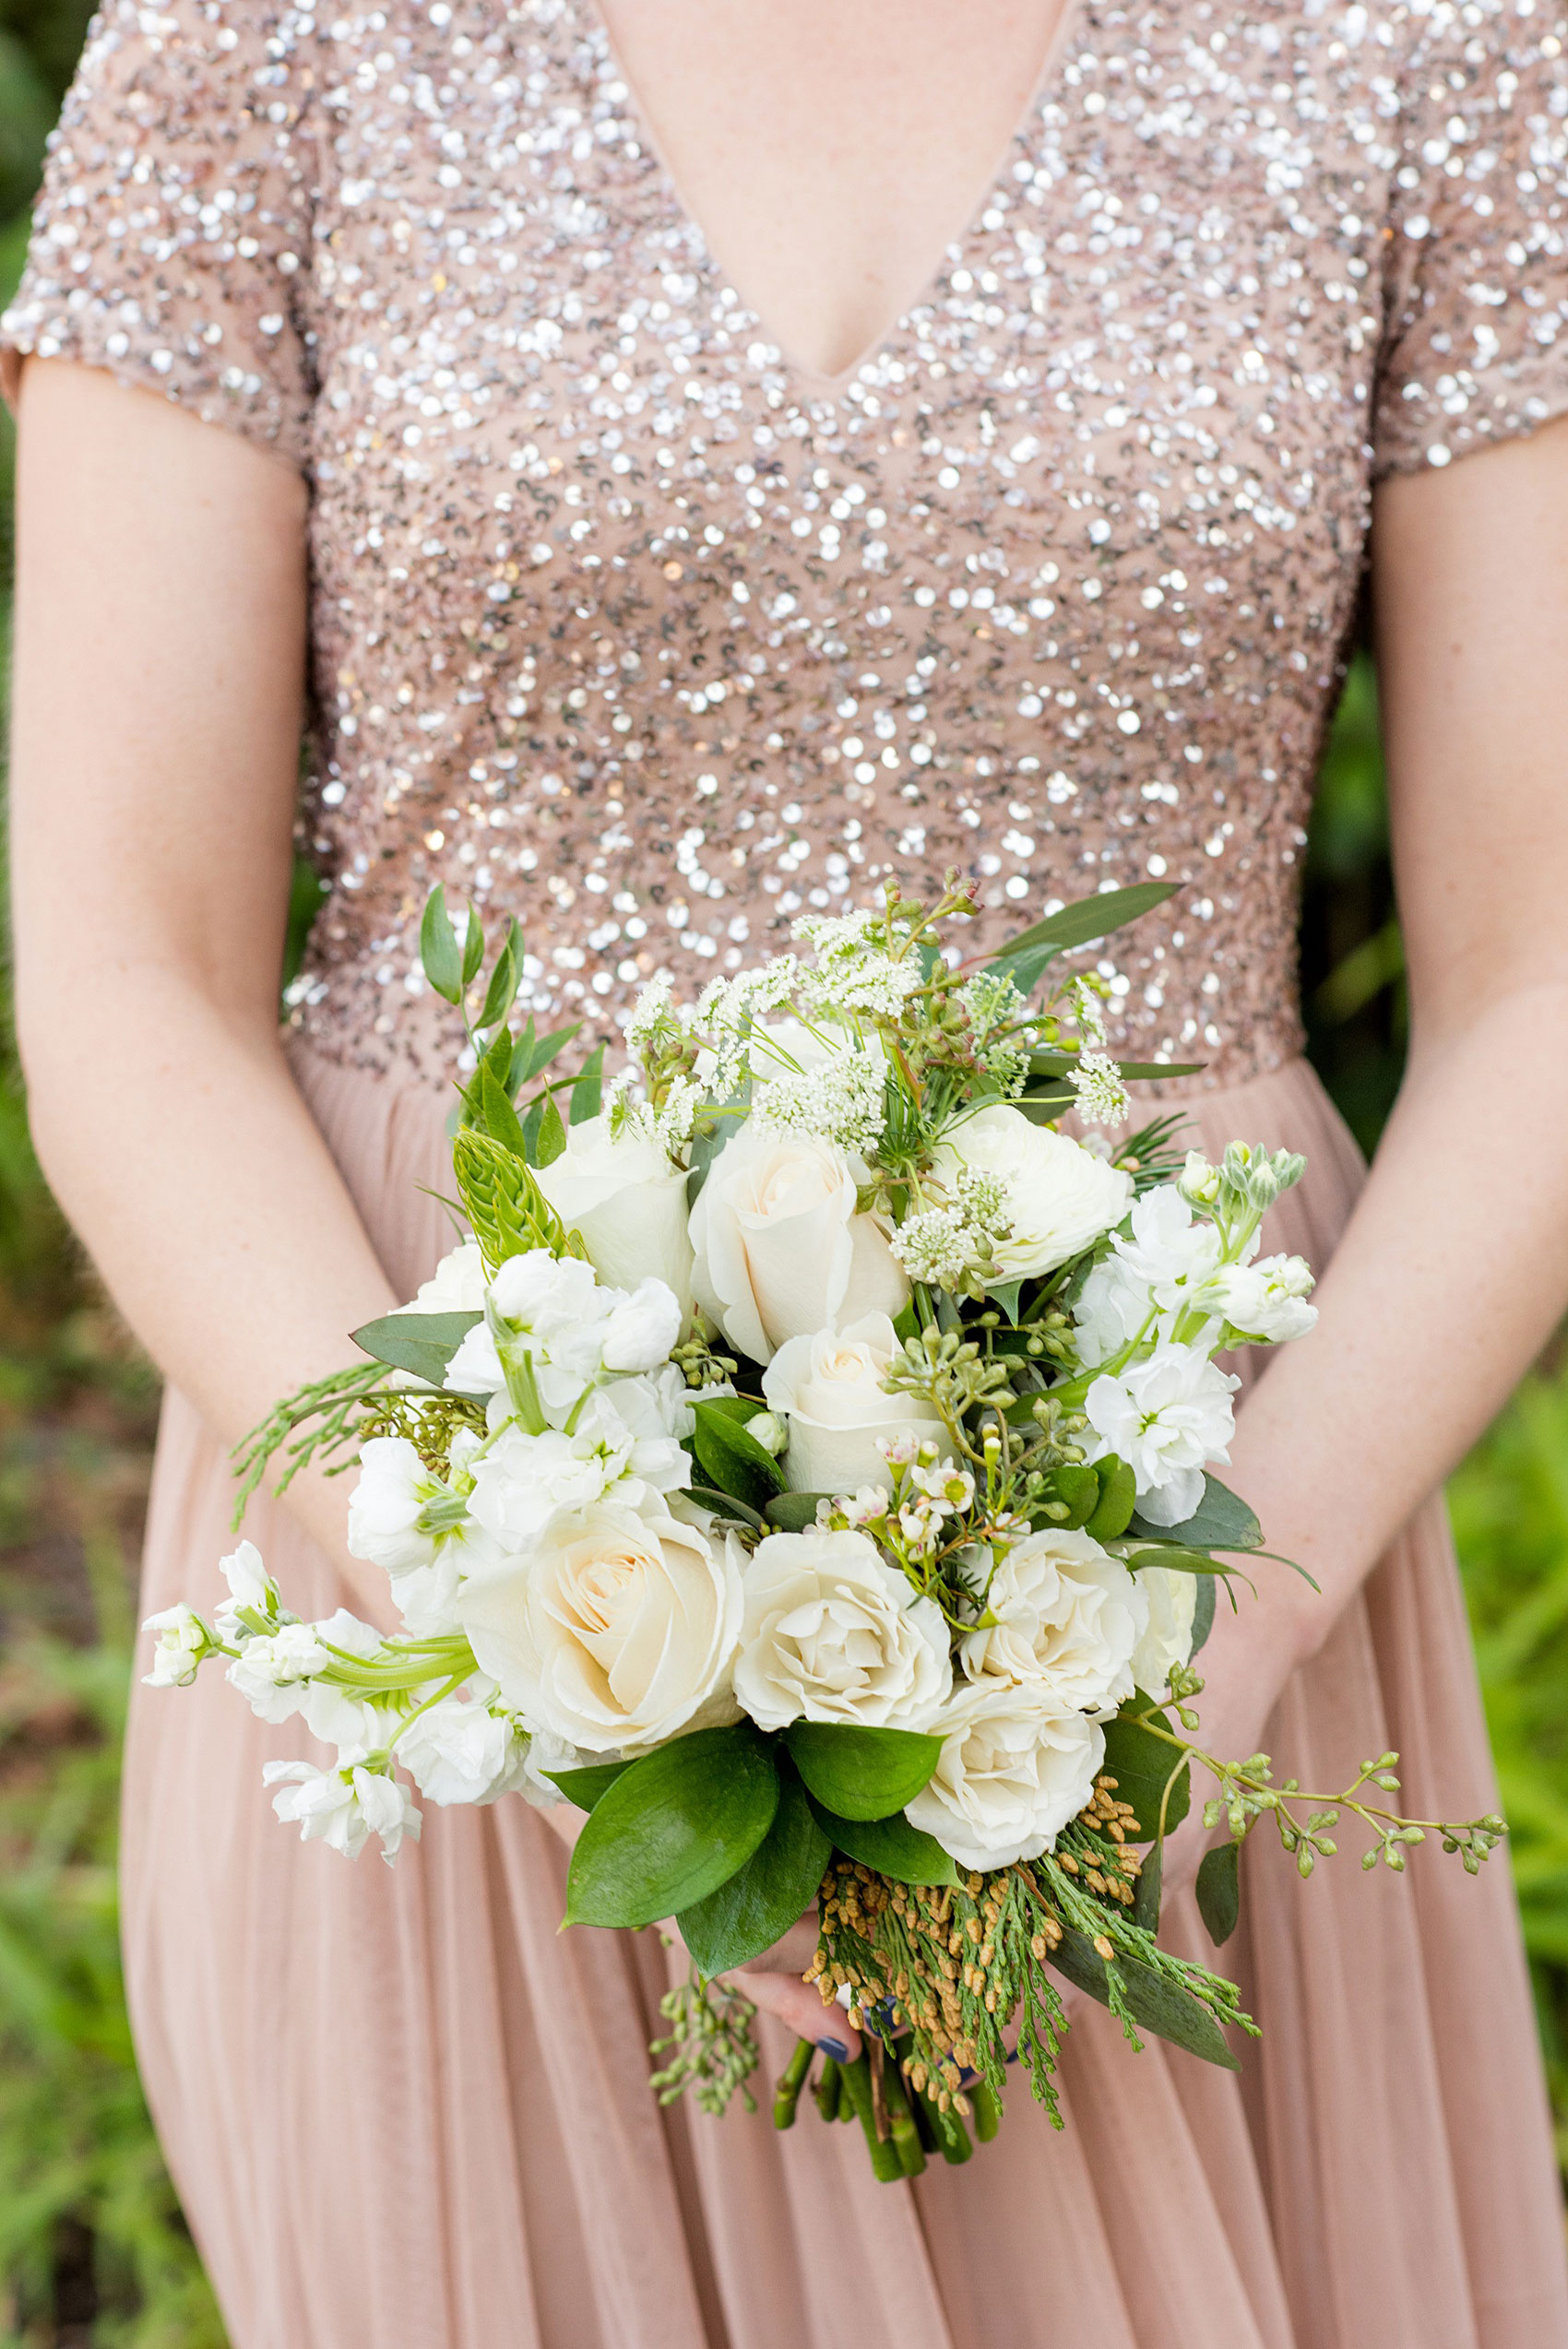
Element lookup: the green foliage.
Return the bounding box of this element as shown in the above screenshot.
[677,1770,831,1976]
[782,1721,943,1821]
[564,1725,780,1928]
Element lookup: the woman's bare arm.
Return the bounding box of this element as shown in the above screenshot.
[1165,413,1568,1871]
[10,360,399,1616]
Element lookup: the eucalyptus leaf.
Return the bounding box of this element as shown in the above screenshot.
[805,1797,957,1887]
[764,1490,833,1532]
[1099,1702,1192,1841]
[571,1042,605,1125]
[1111,1059,1205,1080]
[1047,1926,1239,2070]
[536,1093,568,1169]
[1128,1472,1262,1552]
[1196,1838,1241,1947]
[350,1308,481,1383]
[1191,1572,1217,1655]
[992,881,1175,967]
[420,884,464,1004]
[691,1400,787,1513]
[543,1761,631,1811]
[987,1278,1023,1323]
[564,1725,779,1928]
[678,1771,832,1975]
[1040,1462,1100,1530]
[784,1721,943,1821]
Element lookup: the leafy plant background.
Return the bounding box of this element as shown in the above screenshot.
[0,13,1562,2340]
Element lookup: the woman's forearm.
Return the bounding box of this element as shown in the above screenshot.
[26,962,398,1615]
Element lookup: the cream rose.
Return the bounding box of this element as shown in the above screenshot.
[1127,1564,1198,1697]
[687,1124,908,1364]
[961,1525,1148,1718]
[534,1113,695,1322]
[455,1497,743,1753]
[760,1312,944,1495]
[931,1105,1133,1282]
[905,1681,1104,1869]
[732,1528,951,1732]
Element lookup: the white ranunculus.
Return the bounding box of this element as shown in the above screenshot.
[1202,1254,1318,1345]
[265,1755,422,1862]
[904,1681,1104,1870]
[931,1106,1133,1282]
[142,1602,209,1688]
[408,1240,488,1315]
[395,1685,533,1807]
[533,1114,696,1322]
[600,1276,683,1373]
[760,1313,944,1495]
[456,1496,745,1753]
[1128,1566,1199,1698]
[732,1528,951,1732]
[1085,1344,1241,1527]
[688,1124,908,1364]
[961,1526,1148,1718]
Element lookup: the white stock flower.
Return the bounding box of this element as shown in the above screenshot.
[226,1621,332,1722]
[345,1433,496,1635]
[760,1313,944,1496]
[961,1527,1148,1717]
[533,1113,695,1322]
[445,1250,612,1401]
[1112,1186,1223,1311]
[408,1240,488,1315]
[1071,1252,1159,1369]
[600,1277,683,1373]
[395,1686,533,1806]
[904,1682,1104,1870]
[688,1124,907,1364]
[466,1382,690,1551]
[1201,1254,1318,1345]
[213,1540,279,1642]
[732,1528,951,1732]
[142,1602,210,1688]
[1085,1344,1240,1527]
[930,1106,1133,1282]
[265,1756,422,1863]
[1128,1567,1199,1697]
[456,1497,744,1752]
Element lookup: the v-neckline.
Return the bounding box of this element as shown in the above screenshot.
[574,0,1088,397]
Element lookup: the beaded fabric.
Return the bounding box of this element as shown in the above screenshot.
[5,0,1567,1088]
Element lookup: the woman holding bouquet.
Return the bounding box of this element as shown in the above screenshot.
[5,0,1568,2339]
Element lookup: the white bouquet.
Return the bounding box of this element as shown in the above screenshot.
[148,876,1503,2174]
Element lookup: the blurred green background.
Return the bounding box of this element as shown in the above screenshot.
[0,15,1564,2343]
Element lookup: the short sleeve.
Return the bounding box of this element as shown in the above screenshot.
[0,0,319,470]
[1373,0,1568,480]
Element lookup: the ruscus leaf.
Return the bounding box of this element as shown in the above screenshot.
[1196,1838,1241,1947]
[571,1043,605,1125]
[1099,1702,1192,1841]
[678,1769,832,1975]
[691,1400,787,1512]
[543,1761,630,1811]
[805,1797,957,1887]
[564,1725,779,1928]
[536,1092,568,1169]
[784,1721,942,1821]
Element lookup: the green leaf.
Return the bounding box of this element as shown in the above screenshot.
[477,920,522,1029]
[1131,1836,1162,1932]
[565,1726,780,1928]
[764,1490,832,1532]
[350,1308,481,1384]
[806,1797,958,1887]
[1099,1703,1192,1841]
[460,906,485,986]
[1015,1089,1077,1122]
[1191,1572,1217,1655]
[695,1394,767,1424]
[678,1770,832,1975]
[692,1399,788,1512]
[987,1278,1023,1323]
[536,1093,568,1169]
[1085,1457,1137,1540]
[512,1020,581,1088]
[687,1484,766,1532]
[685,1097,746,1209]
[1111,1060,1206,1080]
[784,1722,942,1821]
[1040,1463,1101,1530]
[1196,1839,1241,1947]
[543,1761,631,1811]
[993,882,1175,967]
[571,1043,605,1125]
[420,885,465,1004]
[1046,1926,1239,2070]
[481,1062,533,1161]
[1128,1473,1262,1552]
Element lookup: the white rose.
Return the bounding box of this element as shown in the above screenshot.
[760,1313,944,1495]
[905,1681,1104,1870]
[1201,1254,1318,1345]
[533,1114,695,1322]
[1128,1566,1198,1697]
[931,1106,1133,1282]
[732,1528,951,1732]
[395,1685,533,1807]
[408,1240,488,1315]
[1084,1344,1240,1526]
[688,1124,908,1364]
[962,1526,1148,1717]
[456,1496,744,1753]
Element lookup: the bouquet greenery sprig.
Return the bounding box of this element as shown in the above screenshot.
[145,877,1503,2176]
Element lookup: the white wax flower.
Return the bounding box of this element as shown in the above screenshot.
[407,1240,488,1315]
[961,1526,1149,1718]
[265,1755,422,1864]
[1128,1566,1199,1698]
[760,1312,944,1495]
[687,1124,907,1365]
[930,1105,1133,1282]
[456,1496,744,1753]
[142,1602,209,1688]
[1201,1254,1318,1344]
[732,1527,951,1732]
[395,1685,533,1807]
[904,1682,1104,1870]
[533,1113,695,1322]
[1084,1344,1241,1526]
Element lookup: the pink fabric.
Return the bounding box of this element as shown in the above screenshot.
[121,1046,1568,2348]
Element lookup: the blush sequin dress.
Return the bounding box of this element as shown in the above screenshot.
[6,0,1568,2341]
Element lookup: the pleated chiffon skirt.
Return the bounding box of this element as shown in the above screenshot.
[120,1046,1568,2349]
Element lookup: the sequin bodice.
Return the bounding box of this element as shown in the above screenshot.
[7,0,1567,1086]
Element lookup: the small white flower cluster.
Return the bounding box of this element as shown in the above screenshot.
[889,1165,1013,1288]
[791,908,923,1021]
[1069,1049,1131,1130]
[751,1050,886,1156]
